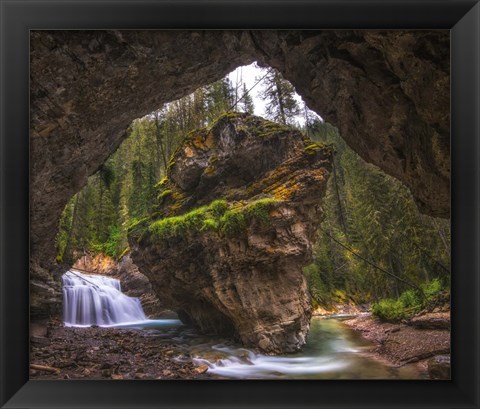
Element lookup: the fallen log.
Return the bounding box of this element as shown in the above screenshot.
[30,364,60,374]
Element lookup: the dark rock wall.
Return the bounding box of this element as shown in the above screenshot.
[252,31,450,217]
[30,30,450,318]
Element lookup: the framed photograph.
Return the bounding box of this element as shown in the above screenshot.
[1,0,479,408]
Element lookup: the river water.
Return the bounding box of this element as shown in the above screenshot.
[118,316,426,380]
[62,270,425,379]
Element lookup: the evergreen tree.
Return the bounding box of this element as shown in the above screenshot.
[239,83,254,114]
[259,69,300,125]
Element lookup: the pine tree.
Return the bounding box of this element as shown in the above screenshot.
[239,83,255,114]
[259,69,300,125]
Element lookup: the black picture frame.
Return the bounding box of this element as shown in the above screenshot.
[1,1,479,408]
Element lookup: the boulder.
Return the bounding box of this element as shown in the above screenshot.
[427,354,450,379]
[129,112,333,353]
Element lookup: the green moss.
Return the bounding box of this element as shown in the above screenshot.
[149,199,228,240]
[149,206,206,239]
[148,198,280,241]
[220,208,247,235]
[243,198,278,225]
[157,189,172,202]
[127,217,148,233]
[201,218,220,231]
[304,143,323,154]
[156,177,168,188]
[118,246,130,260]
[220,198,278,235]
[257,121,292,138]
[209,199,229,216]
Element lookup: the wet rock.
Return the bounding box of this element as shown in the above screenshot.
[130,113,333,353]
[194,364,209,374]
[427,355,450,379]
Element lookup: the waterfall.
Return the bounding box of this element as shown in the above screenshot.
[62,270,148,327]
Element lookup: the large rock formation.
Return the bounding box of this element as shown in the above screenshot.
[30,30,449,318]
[128,113,333,353]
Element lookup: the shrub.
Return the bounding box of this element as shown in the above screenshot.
[398,289,421,309]
[421,278,443,299]
[371,298,407,321]
[372,278,446,322]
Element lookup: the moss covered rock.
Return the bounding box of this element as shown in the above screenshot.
[129,112,332,353]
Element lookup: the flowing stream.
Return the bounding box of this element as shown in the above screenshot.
[62,270,425,379]
[117,317,425,379]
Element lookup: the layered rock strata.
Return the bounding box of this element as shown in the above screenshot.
[129,113,333,353]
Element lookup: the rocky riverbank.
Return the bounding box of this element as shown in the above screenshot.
[342,312,450,379]
[30,320,210,380]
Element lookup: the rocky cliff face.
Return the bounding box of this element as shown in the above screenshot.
[30,30,449,318]
[128,113,333,353]
[72,254,165,318]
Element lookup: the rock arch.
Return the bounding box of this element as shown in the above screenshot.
[30,30,449,317]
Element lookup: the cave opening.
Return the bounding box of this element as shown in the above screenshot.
[29,31,451,377]
[54,61,450,346]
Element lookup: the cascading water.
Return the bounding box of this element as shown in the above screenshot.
[62,270,148,327]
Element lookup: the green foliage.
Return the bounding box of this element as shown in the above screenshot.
[55,71,238,263]
[259,69,300,125]
[421,278,443,299]
[157,189,172,202]
[149,198,279,241]
[54,67,299,265]
[89,225,122,259]
[303,115,450,311]
[372,278,446,321]
[371,298,407,321]
[239,83,255,114]
[398,290,421,309]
